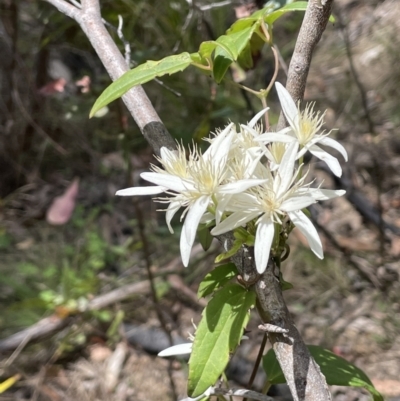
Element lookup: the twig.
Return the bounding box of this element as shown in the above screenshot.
[243,333,268,401]
[116,15,131,66]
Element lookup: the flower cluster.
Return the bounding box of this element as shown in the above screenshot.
[117,83,346,274]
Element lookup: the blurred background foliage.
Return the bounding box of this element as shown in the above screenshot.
[1,0,400,399]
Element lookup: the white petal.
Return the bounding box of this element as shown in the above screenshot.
[211,211,259,236]
[166,201,182,233]
[281,195,315,212]
[158,343,192,357]
[218,179,267,194]
[248,107,269,128]
[215,194,232,225]
[204,123,234,161]
[254,215,274,273]
[318,137,348,161]
[275,141,299,198]
[180,196,210,266]
[240,124,260,139]
[116,186,165,196]
[160,146,176,161]
[255,131,294,143]
[275,82,299,130]
[288,210,323,259]
[309,145,342,177]
[141,172,192,192]
[308,188,346,201]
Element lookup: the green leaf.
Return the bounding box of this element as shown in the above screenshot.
[197,263,238,298]
[213,47,233,83]
[264,1,308,25]
[217,27,255,60]
[197,224,214,252]
[199,41,218,62]
[263,345,384,401]
[90,53,193,117]
[188,284,255,397]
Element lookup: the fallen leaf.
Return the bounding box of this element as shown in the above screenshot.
[46,178,79,225]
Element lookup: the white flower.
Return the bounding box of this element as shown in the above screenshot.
[116,123,266,267]
[158,342,193,357]
[211,141,345,273]
[256,82,348,177]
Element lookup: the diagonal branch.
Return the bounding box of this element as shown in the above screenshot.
[44,0,176,155]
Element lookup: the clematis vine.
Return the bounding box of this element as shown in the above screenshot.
[116,82,347,271]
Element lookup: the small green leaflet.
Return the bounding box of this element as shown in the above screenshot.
[90,53,192,117]
[197,263,238,298]
[263,345,384,401]
[188,283,255,397]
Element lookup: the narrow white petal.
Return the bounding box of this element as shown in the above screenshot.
[141,172,192,192]
[225,192,260,212]
[248,107,269,128]
[275,82,299,130]
[218,179,267,194]
[281,195,316,212]
[160,146,176,161]
[211,211,260,235]
[215,194,232,225]
[216,130,235,163]
[180,196,210,266]
[116,186,165,196]
[158,343,192,357]
[166,201,182,233]
[308,188,346,201]
[275,141,299,198]
[309,145,342,177]
[240,124,260,139]
[318,137,348,161]
[288,210,323,259]
[256,131,294,143]
[255,216,274,273]
[204,123,234,161]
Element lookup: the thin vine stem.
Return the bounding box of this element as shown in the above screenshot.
[243,333,268,401]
